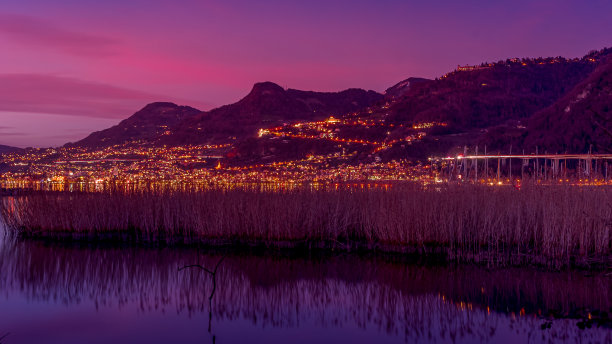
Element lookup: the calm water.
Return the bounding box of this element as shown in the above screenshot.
[0,227,610,343]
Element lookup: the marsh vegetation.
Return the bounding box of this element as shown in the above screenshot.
[1,183,611,268]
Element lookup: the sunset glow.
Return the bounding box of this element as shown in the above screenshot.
[2,0,612,147]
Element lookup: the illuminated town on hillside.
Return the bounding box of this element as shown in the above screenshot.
[0,115,441,188]
[2,49,610,190]
[2,1,612,343]
[2,112,611,190]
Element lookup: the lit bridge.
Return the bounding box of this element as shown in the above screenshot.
[432,153,612,183]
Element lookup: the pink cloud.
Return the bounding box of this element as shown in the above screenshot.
[0,111,119,148]
[0,13,119,57]
[0,74,212,119]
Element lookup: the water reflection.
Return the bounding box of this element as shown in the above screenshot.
[0,239,610,343]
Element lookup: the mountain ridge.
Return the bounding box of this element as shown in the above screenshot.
[65,48,612,159]
[375,48,612,157]
[68,82,383,148]
[68,102,202,147]
[0,144,22,154]
[521,55,612,153]
[153,82,383,146]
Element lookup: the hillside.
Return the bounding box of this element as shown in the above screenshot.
[0,145,21,154]
[384,77,430,98]
[64,48,612,160]
[388,56,608,131]
[67,83,382,148]
[208,49,612,164]
[521,56,612,153]
[68,102,202,147]
[159,82,383,145]
[375,49,612,157]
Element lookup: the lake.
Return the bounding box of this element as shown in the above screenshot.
[0,225,610,344]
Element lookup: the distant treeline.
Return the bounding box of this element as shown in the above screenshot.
[1,184,610,268]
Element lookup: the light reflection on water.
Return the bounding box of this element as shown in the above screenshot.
[0,240,609,344]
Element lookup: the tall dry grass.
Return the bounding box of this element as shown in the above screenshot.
[1,183,611,267]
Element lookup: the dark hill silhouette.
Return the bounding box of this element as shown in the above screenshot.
[380,49,612,157]
[159,82,383,145]
[69,83,382,148]
[0,144,21,154]
[65,48,612,160]
[384,77,430,98]
[521,56,612,153]
[387,56,604,132]
[69,102,201,147]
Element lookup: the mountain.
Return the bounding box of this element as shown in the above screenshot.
[69,102,201,147]
[69,83,382,148]
[377,49,612,156]
[0,144,21,154]
[65,48,612,159]
[521,56,612,153]
[228,51,612,162]
[387,56,607,132]
[159,82,383,145]
[384,77,430,98]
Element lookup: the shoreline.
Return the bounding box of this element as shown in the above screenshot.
[9,231,612,271]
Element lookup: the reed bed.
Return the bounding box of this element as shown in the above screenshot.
[1,183,611,267]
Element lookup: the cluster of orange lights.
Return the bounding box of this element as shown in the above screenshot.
[258,116,447,156]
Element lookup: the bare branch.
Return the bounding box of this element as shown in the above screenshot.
[178,264,214,275]
[213,256,226,274]
[178,255,226,301]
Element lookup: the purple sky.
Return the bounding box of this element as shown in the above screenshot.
[1,0,611,147]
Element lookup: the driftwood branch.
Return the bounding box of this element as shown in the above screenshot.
[178,256,226,301]
[179,255,226,338]
[178,264,214,275]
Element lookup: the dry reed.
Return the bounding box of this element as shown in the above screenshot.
[1,183,611,267]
